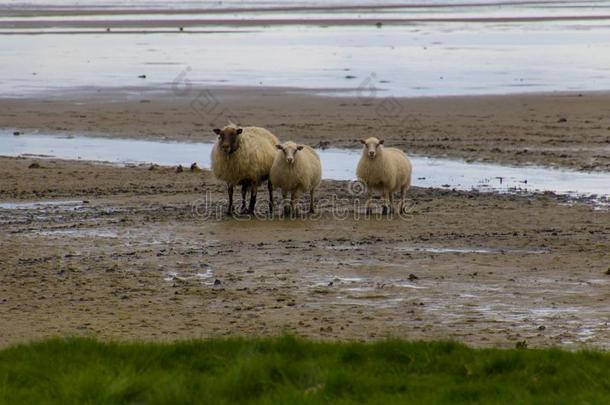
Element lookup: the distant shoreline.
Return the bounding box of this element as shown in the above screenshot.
[3,14,610,30]
[0,1,588,16]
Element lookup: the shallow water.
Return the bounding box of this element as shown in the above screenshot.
[2,132,609,198]
[326,243,547,254]
[163,268,214,283]
[2,1,610,97]
[397,246,548,254]
[0,199,84,210]
[35,228,119,238]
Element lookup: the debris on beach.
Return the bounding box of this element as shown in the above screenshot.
[315,141,330,150]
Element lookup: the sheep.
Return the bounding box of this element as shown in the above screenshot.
[270,141,322,215]
[356,137,412,214]
[211,123,279,215]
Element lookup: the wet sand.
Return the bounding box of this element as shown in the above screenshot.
[0,155,608,349]
[2,87,610,171]
[1,86,609,349]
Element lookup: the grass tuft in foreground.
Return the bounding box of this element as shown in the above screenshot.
[0,336,608,404]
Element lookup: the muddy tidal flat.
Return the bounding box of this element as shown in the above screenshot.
[0,128,608,348]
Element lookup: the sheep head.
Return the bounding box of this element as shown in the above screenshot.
[276,141,304,165]
[360,137,384,159]
[213,126,243,154]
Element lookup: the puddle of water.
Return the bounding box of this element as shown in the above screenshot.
[0,200,84,210]
[327,243,547,255]
[332,296,405,309]
[529,307,582,316]
[1,132,609,198]
[325,245,362,251]
[398,246,548,254]
[575,326,599,342]
[396,283,428,289]
[344,286,376,293]
[334,276,364,283]
[164,268,214,283]
[35,228,118,238]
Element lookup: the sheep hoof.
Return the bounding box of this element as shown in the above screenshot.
[365,207,372,215]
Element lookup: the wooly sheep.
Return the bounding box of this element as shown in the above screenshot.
[356,137,412,214]
[270,141,322,214]
[211,124,279,215]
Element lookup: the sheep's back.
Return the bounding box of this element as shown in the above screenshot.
[244,126,280,146]
[211,127,278,185]
[384,147,412,190]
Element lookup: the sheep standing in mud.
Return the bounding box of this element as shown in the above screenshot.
[211,124,279,215]
[356,137,412,214]
[270,141,322,215]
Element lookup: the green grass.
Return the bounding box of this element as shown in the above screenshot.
[0,336,608,404]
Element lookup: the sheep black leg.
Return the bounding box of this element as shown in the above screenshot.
[267,179,274,214]
[227,185,234,216]
[290,192,299,217]
[382,191,392,215]
[365,190,373,215]
[282,191,290,216]
[241,184,249,213]
[309,189,315,214]
[248,185,258,214]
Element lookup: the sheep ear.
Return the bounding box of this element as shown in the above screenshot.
[275,144,284,150]
[213,128,221,135]
[296,145,304,151]
[359,139,366,144]
[235,128,243,135]
[378,139,385,145]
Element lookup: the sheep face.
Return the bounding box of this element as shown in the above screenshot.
[276,142,304,165]
[213,127,243,155]
[360,137,384,159]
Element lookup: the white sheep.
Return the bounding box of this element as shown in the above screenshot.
[356,137,412,214]
[270,141,322,214]
[211,123,279,215]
